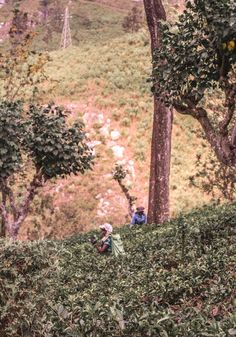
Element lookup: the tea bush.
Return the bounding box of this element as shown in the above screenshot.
[0,203,235,336]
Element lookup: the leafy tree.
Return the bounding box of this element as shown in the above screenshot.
[122,6,144,33]
[9,7,28,44]
[0,8,49,102]
[112,164,137,218]
[143,0,173,224]
[0,102,93,239]
[152,0,236,167]
[189,151,236,202]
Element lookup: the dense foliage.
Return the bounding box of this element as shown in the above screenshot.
[0,101,93,238]
[0,203,235,336]
[0,102,93,180]
[0,101,24,179]
[25,103,93,178]
[152,0,236,105]
[151,0,236,170]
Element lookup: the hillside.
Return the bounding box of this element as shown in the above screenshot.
[0,202,235,336]
[0,0,213,240]
[0,0,137,50]
[22,30,209,239]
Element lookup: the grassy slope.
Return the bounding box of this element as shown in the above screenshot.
[23,30,209,239]
[0,0,212,239]
[0,203,235,336]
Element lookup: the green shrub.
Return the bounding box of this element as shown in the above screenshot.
[0,240,59,336]
[0,203,235,335]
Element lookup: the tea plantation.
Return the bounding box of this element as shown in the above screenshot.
[0,203,235,337]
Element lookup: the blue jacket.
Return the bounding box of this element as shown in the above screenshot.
[131,212,147,225]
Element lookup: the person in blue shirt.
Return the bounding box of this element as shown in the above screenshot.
[130,206,147,227]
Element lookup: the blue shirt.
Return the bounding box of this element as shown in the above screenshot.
[131,212,147,225]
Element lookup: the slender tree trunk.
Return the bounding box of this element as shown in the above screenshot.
[143,0,173,223]
[0,191,6,237]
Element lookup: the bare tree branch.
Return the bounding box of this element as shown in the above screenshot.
[117,179,137,218]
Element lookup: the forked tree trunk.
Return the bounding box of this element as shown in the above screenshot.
[0,171,43,240]
[143,0,173,224]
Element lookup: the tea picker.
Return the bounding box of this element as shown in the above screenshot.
[91,223,125,256]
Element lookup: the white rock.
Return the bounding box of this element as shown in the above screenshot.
[55,183,63,193]
[100,125,110,137]
[128,160,134,166]
[97,114,104,123]
[110,130,120,141]
[87,140,101,148]
[91,148,96,156]
[104,173,112,179]
[83,112,89,122]
[117,159,127,165]
[112,145,125,159]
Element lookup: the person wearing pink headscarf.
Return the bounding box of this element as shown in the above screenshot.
[91,223,113,253]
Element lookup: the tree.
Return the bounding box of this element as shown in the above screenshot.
[122,6,144,33]
[112,164,137,218]
[189,151,236,202]
[152,0,236,167]
[143,0,173,224]
[9,7,28,45]
[0,102,93,239]
[0,8,49,102]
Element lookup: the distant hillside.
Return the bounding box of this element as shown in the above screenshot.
[0,0,182,51]
[20,29,210,240]
[0,0,140,51]
[0,0,212,240]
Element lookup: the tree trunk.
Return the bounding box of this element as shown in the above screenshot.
[0,191,6,237]
[143,0,173,223]
[148,98,172,223]
[0,171,43,240]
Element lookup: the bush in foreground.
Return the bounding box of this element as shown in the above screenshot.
[0,203,235,336]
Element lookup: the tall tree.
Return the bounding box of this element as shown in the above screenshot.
[152,0,236,168]
[143,0,173,224]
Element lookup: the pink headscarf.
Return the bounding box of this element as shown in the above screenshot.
[99,223,113,234]
[99,223,113,242]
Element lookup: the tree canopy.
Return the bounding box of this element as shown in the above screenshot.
[0,101,94,238]
[152,0,236,166]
